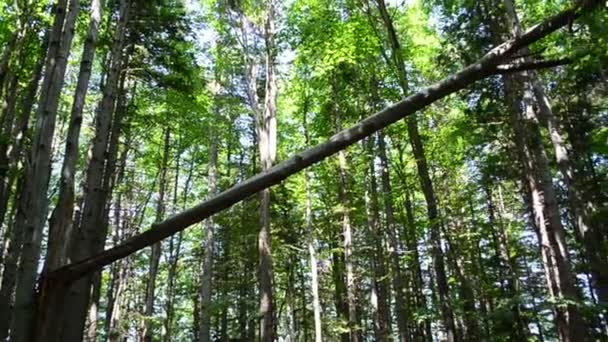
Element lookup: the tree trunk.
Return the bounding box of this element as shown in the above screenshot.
[408,117,457,342]
[257,1,278,340]
[484,183,527,340]
[58,2,130,339]
[9,0,79,339]
[45,0,102,273]
[104,154,126,340]
[163,149,186,342]
[393,144,433,342]
[337,147,359,342]
[374,0,456,338]
[199,127,218,342]
[504,74,585,341]
[142,127,171,341]
[0,30,18,102]
[331,235,349,342]
[0,70,19,226]
[442,218,479,342]
[403,189,432,342]
[0,28,49,340]
[86,72,131,342]
[364,137,391,342]
[377,132,410,342]
[0,29,49,232]
[303,109,323,342]
[503,0,608,311]
[0,175,23,340]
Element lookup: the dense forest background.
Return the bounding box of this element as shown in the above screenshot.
[0,0,606,341]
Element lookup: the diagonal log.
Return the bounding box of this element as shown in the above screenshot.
[44,1,601,286]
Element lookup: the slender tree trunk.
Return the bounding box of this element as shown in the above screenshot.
[377,132,410,342]
[0,30,18,102]
[331,234,349,342]
[163,149,185,342]
[10,0,79,339]
[45,0,103,273]
[393,143,432,342]
[0,69,19,176]
[503,0,608,310]
[199,126,218,342]
[303,109,323,342]
[0,29,48,339]
[286,261,297,342]
[374,0,456,338]
[165,148,195,341]
[142,127,171,341]
[406,116,457,342]
[484,183,527,340]
[85,74,131,342]
[0,70,19,226]
[504,74,585,341]
[58,2,130,339]
[442,219,479,342]
[403,188,432,342]
[0,28,48,231]
[335,105,359,342]
[104,178,124,340]
[0,175,23,340]
[363,137,391,342]
[257,1,278,340]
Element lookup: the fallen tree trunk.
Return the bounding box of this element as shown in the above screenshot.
[32,3,601,337]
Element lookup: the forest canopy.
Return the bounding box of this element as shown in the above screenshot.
[0,0,606,341]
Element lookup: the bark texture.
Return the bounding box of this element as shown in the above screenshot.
[10,0,78,340]
[0,29,48,341]
[504,74,585,341]
[142,127,171,341]
[56,1,130,339]
[198,126,218,342]
[258,1,278,340]
[45,0,103,273]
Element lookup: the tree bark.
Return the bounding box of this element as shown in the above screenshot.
[335,107,359,342]
[57,2,130,339]
[364,137,391,342]
[36,3,597,296]
[142,127,171,341]
[9,0,79,340]
[0,70,19,225]
[45,0,102,274]
[484,183,527,340]
[503,0,608,311]
[373,0,457,338]
[442,218,479,342]
[504,74,585,341]
[163,149,185,342]
[0,29,49,340]
[303,109,323,342]
[331,234,349,342]
[104,145,128,340]
[377,132,410,342]
[257,1,278,340]
[198,125,218,342]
